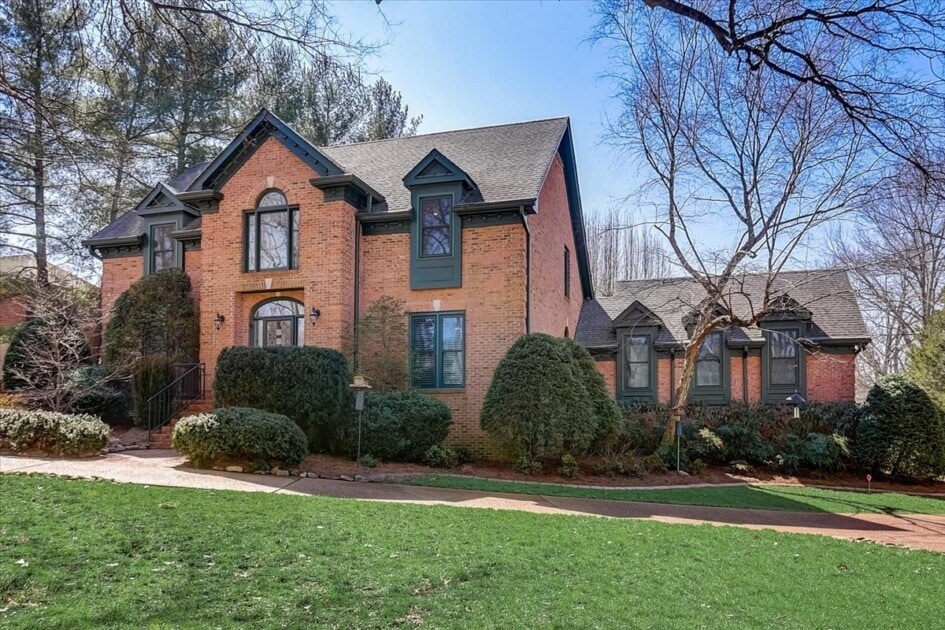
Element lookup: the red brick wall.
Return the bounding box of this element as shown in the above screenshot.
[730,355,762,403]
[807,351,857,402]
[528,153,583,337]
[100,255,143,318]
[0,297,27,327]
[359,223,527,452]
[198,136,356,391]
[595,359,617,398]
[184,248,202,314]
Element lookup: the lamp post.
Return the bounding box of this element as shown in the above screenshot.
[786,392,805,419]
[349,374,372,467]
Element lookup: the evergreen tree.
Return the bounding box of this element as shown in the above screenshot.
[908,299,945,409]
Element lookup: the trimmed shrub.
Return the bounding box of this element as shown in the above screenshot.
[565,338,621,447]
[104,269,198,368]
[132,356,175,429]
[66,366,130,426]
[614,403,668,455]
[558,454,580,479]
[2,317,91,391]
[172,407,307,469]
[342,390,452,462]
[213,346,352,449]
[0,408,108,456]
[858,375,945,479]
[803,433,849,475]
[481,334,617,460]
[424,444,458,468]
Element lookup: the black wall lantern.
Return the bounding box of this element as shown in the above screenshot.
[309,307,321,327]
[213,313,225,331]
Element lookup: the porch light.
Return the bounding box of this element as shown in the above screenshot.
[786,392,805,419]
[309,307,321,327]
[213,313,225,331]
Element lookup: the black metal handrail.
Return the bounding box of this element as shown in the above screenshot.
[146,363,206,439]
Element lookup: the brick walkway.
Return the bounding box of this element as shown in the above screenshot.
[3,451,944,553]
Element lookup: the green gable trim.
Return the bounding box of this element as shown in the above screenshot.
[403,149,476,189]
[188,109,344,192]
[360,211,410,235]
[176,189,222,214]
[136,183,197,219]
[556,124,594,300]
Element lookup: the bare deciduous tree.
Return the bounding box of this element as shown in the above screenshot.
[595,3,878,443]
[585,207,673,295]
[829,159,945,384]
[633,0,945,173]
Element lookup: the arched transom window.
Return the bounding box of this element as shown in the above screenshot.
[251,298,304,347]
[245,189,299,271]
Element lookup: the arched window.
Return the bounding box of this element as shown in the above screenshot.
[245,189,299,271]
[251,298,304,347]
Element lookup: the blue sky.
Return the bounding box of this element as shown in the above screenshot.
[331,0,629,218]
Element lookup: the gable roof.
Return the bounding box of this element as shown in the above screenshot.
[575,269,870,350]
[319,117,570,213]
[83,111,592,297]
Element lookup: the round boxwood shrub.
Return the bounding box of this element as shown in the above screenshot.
[172,407,307,469]
[857,375,945,479]
[0,408,108,456]
[343,390,452,462]
[480,333,615,460]
[213,346,352,450]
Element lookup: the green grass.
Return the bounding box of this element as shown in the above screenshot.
[392,475,945,515]
[1,475,944,628]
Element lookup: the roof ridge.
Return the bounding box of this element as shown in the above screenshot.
[318,116,570,150]
[612,268,843,285]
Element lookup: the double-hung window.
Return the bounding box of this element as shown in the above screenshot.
[695,332,723,387]
[769,328,800,386]
[150,223,176,273]
[245,190,299,271]
[410,312,465,388]
[419,195,453,257]
[624,334,651,389]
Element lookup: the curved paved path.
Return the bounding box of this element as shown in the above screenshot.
[3,451,944,553]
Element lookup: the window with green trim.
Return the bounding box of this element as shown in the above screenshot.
[769,328,800,386]
[695,332,723,387]
[419,195,453,257]
[245,190,298,271]
[624,334,650,389]
[564,246,571,298]
[150,223,176,273]
[410,312,465,388]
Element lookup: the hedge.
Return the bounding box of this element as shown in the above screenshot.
[172,407,308,469]
[213,346,351,449]
[858,375,945,480]
[0,408,108,456]
[341,390,451,462]
[481,334,618,460]
[103,269,198,367]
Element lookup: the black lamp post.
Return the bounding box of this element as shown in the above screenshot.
[350,374,372,467]
[786,392,806,419]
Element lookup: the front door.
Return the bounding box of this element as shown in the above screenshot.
[263,318,294,347]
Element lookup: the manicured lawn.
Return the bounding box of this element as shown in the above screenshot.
[1,475,944,628]
[392,475,945,515]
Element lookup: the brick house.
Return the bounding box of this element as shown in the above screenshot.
[83,110,869,449]
[574,271,870,406]
[83,110,592,449]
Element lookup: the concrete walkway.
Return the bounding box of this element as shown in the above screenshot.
[3,450,944,553]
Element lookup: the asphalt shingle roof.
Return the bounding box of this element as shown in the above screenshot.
[575,269,870,349]
[87,118,568,242]
[319,118,568,213]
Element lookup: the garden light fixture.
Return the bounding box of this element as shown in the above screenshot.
[786,392,805,419]
[350,374,372,468]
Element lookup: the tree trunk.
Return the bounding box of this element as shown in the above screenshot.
[661,340,701,445]
[31,44,49,288]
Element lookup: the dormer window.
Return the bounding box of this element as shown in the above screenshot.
[150,224,176,273]
[245,189,298,272]
[420,195,453,257]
